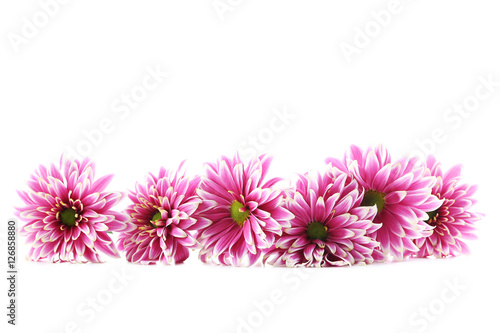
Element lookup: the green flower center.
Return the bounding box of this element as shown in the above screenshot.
[361,189,386,213]
[307,222,328,241]
[230,201,250,226]
[150,210,162,227]
[60,208,77,227]
[424,210,440,226]
[152,211,162,222]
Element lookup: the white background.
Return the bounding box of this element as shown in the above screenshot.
[1,1,499,332]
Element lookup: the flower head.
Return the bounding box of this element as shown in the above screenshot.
[197,154,293,266]
[410,156,482,257]
[326,145,442,260]
[15,156,129,263]
[264,168,384,267]
[117,162,209,264]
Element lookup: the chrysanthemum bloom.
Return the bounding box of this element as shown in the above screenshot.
[409,155,482,257]
[197,154,293,266]
[263,169,384,267]
[117,162,209,265]
[326,145,442,260]
[15,157,129,263]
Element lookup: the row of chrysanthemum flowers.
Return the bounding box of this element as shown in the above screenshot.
[15,145,482,266]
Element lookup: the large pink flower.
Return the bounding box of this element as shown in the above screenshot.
[117,162,209,264]
[410,156,482,257]
[197,154,293,266]
[326,145,442,260]
[264,168,384,267]
[15,156,129,263]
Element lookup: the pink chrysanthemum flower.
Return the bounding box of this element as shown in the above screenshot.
[326,145,442,260]
[410,156,482,257]
[15,157,129,263]
[117,162,209,265]
[197,154,293,266]
[263,168,384,267]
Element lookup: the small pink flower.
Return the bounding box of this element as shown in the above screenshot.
[117,162,210,264]
[15,156,129,263]
[410,156,483,257]
[197,154,293,266]
[326,145,442,260]
[264,168,384,267]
